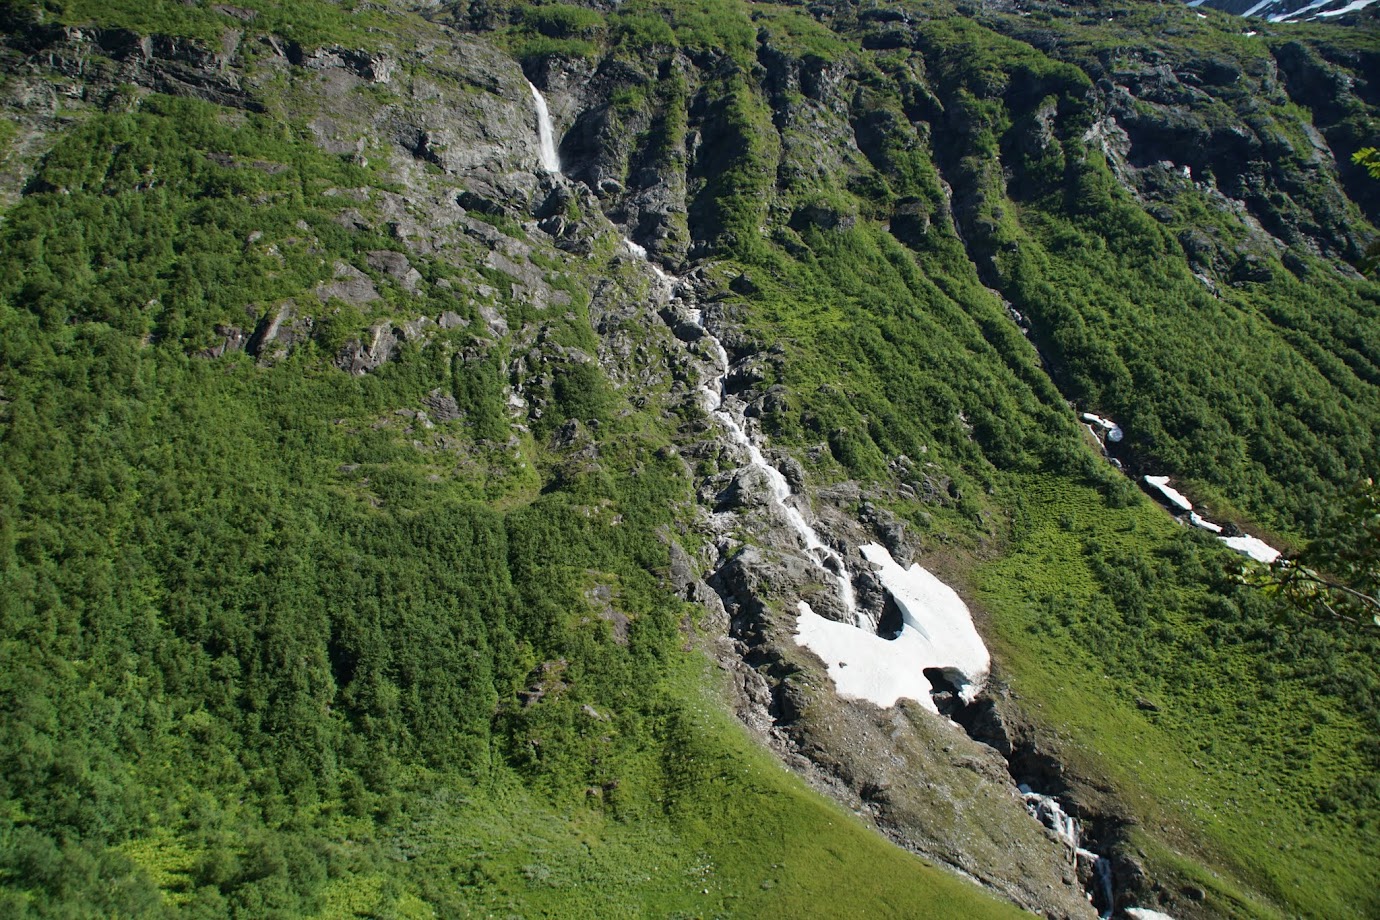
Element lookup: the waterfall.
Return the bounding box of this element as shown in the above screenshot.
[696,329,859,617]
[1020,785,1115,918]
[623,239,1125,911]
[621,238,989,715]
[527,80,561,174]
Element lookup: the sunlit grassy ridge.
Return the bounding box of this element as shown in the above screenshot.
[975,475,1378,917]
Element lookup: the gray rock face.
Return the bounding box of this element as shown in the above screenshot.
[317,262,380,307]
[366,250,423,293]
[424,389,463,422]
[335,322,401,376]
[247,302,312,364]
[199,324,248,359]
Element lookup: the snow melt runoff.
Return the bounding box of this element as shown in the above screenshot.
[794,544,990,713]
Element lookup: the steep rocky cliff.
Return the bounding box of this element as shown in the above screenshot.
[1,1,1377,918]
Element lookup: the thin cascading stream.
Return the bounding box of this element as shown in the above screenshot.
[527,79,561,175]
[641,247,859,619]
[624,241,992,719]
[1020,786,1115,919]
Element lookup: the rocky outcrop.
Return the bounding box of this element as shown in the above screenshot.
[630,260,1097,919]
[3,6,1375,916]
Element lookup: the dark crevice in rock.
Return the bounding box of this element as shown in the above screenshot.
[874,588,904,640]
[939,686,1147,917]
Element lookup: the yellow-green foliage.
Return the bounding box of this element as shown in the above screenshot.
[977,476,1380,917]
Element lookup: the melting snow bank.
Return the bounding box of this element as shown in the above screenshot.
[794,601,938,710]
[1144,475,1282,563]
[1144,475,1193,512]
[631,236,1113,915]
[858,543,990,702]
[791,545,989,713]
[1125,909,1178,920]
[1081,412,1124,442]
[1220,535,1281,564]
[1188,512,1222,534]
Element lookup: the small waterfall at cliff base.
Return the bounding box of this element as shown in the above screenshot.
[527,79,561,174]
[620,218,1138,920]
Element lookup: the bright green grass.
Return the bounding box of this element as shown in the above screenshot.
[975,475,1380,918]
[375,660,1031,919]
[110,652,1030,919]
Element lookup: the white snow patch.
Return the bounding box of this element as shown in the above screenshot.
[1081,412,1124,441]
[794,601,939,710]
[1189,512,1223,534]
[859,543,990,702]
[1144,475,1193,512]
[527,80,561,174]
[1081,412,1124,443]
[1220,535,1281,564]
[1270,0,1334,20]
[1242,0,1275,16]
[1319,0,1377,16]
[792,546,990,713]
[1126,909,1179,920]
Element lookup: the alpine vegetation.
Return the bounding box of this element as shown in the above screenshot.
[0,1,1377,918]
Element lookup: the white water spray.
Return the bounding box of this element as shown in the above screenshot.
[1019,785,1115,918]
[527,80,561,174]
[622,239,989,713]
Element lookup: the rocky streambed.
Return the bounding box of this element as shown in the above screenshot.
[611,226,1118,918]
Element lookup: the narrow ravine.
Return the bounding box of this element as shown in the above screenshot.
[527,80,1146,919]
[629,235,990,717]
[651,239,1119,915]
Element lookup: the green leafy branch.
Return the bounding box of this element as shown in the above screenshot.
[1248,478,1380,628]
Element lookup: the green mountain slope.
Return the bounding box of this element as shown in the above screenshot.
[1,0,1377,917]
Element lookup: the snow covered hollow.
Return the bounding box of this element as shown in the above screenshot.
[1081,412,1124,443]
[1220,535,1281,564]
[1189,512,1223,534]
[527,80,561,174]
[1144,475,1193,512]
[1142,476,1282,563]
[792,544,991,713]
[795,601,937,710]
